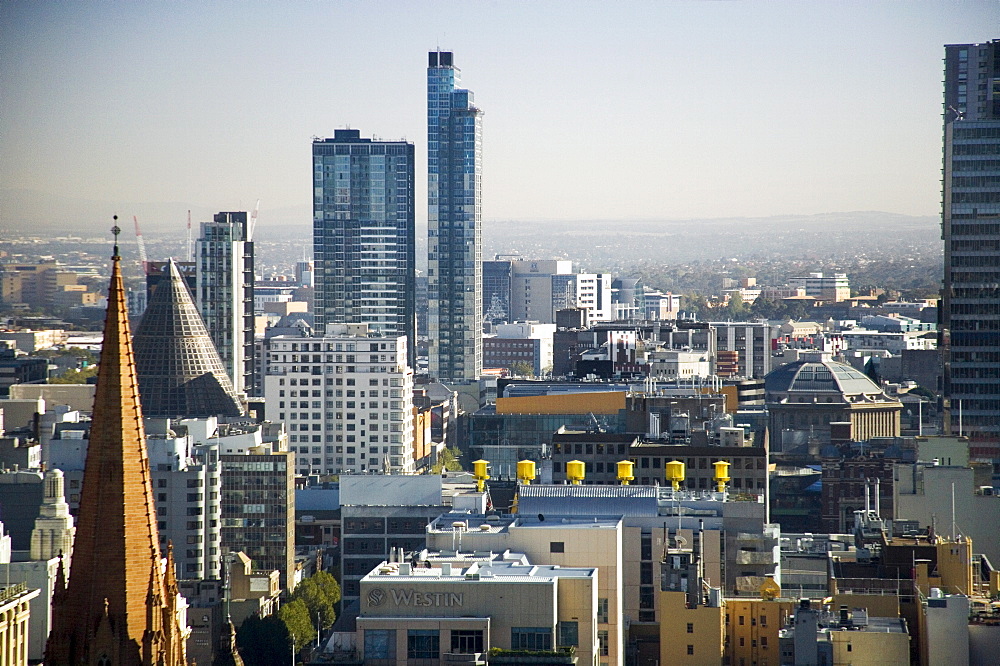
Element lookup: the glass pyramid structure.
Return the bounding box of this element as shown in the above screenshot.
[133,259,244,418]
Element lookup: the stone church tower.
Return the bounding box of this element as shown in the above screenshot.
[46,225,187,665]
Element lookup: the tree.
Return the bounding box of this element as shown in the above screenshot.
[235,614,289,666]
[49,366,99,384]
[278,599,316,651]
[510,361,534,377]
[290,571,341,631]
[431,447,464,474]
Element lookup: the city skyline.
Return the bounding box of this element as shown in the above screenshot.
[1,2,997,234]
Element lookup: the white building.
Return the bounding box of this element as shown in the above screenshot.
[264,324,415,476]
[800,272,850,302]
[645,349,712,379]
[196,211,254,396]
[509,260,612,324]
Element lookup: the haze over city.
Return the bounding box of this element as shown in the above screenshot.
[1,1,997,235]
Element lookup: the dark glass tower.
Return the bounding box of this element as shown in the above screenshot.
[428,51,483,381]
[942,40,1000,438]
[312,129,416,362]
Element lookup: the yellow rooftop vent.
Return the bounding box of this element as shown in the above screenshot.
[665,460,685,491]
[617,460,635,485]
[566,460,586,485]
[517,460,536,485]
[713,460,731,493]
[472,459,490,492]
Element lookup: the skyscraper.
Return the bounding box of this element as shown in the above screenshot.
[941,40,1000,438]
[427,51,484,382]
[196,211,255,397]
[312,129,416,362]
[46,228,186,665]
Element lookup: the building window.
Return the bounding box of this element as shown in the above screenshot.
[406,629,439,659]
[558,621,579,647]
[598,598,609,624]
[364,629,396,659]
[687,645,694,655]
[598,629,609,656]
[687,622,693,633]
[450,629,483,654]
[550,541,565,553]
[511,627,552,651]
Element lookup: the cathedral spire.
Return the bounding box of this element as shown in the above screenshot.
[46,220,187,665]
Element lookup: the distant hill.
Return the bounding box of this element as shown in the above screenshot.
[2,189,938,267]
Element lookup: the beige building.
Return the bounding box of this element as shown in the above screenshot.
[357,556,598,665]
[659,590,724,665]
[424,512,624,666]
[0,583,39,666]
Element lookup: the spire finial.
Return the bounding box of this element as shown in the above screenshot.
[111,216,121,259]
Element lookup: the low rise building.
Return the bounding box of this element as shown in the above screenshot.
[357,555,599,665]
[779,599,909,665]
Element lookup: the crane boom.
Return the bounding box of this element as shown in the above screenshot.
[133,215,148,272]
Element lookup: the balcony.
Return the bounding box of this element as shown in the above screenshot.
[443,653,487,664]
[488,647,576,664]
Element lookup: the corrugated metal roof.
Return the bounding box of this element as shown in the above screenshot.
[519,484,659,517]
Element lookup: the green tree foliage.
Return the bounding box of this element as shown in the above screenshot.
[279,598,316,651]
[235,614,290,666]
[49,366,99,384]
[510,361,534,377]
[431,446,464,474]
[290,571,341,630]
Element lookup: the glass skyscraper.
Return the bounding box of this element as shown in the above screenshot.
[941,40,1000,438]
[312,129,416,363]
[427,51,483,381]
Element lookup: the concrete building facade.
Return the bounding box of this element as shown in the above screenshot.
[263,326,415,476]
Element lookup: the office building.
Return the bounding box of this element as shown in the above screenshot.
[196,212,255,397]
[483,322,556,376]
[427,51,484,382]
[312,130,416,363]
[799,272,850,302]
[262,324,415,476]
[483,258,514,324]
[0,582,39,666]
[942,39,1000,438]
[710,321,772,379]
[356,549,601,665]
[220,451,295,590]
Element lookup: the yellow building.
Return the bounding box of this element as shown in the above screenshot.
[725,597,796,666]
[496,390,626,415]
[0,583,40,666]
[658,590,724,665]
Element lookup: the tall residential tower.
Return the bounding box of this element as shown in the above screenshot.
[312,129,416,362]
[942,40,1000,438]
[196,212,255,397]
[427,51,484,382]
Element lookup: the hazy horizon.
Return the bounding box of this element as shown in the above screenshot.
[2,2,997,232]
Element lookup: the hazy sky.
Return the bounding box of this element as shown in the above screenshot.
[1,1,997,229]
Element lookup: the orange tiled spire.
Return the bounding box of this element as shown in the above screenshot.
[46,221,187,665]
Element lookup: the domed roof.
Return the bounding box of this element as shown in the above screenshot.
[765,352,883,397]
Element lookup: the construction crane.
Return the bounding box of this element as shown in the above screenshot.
[248,199,260,241]
[133,215,148,274]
